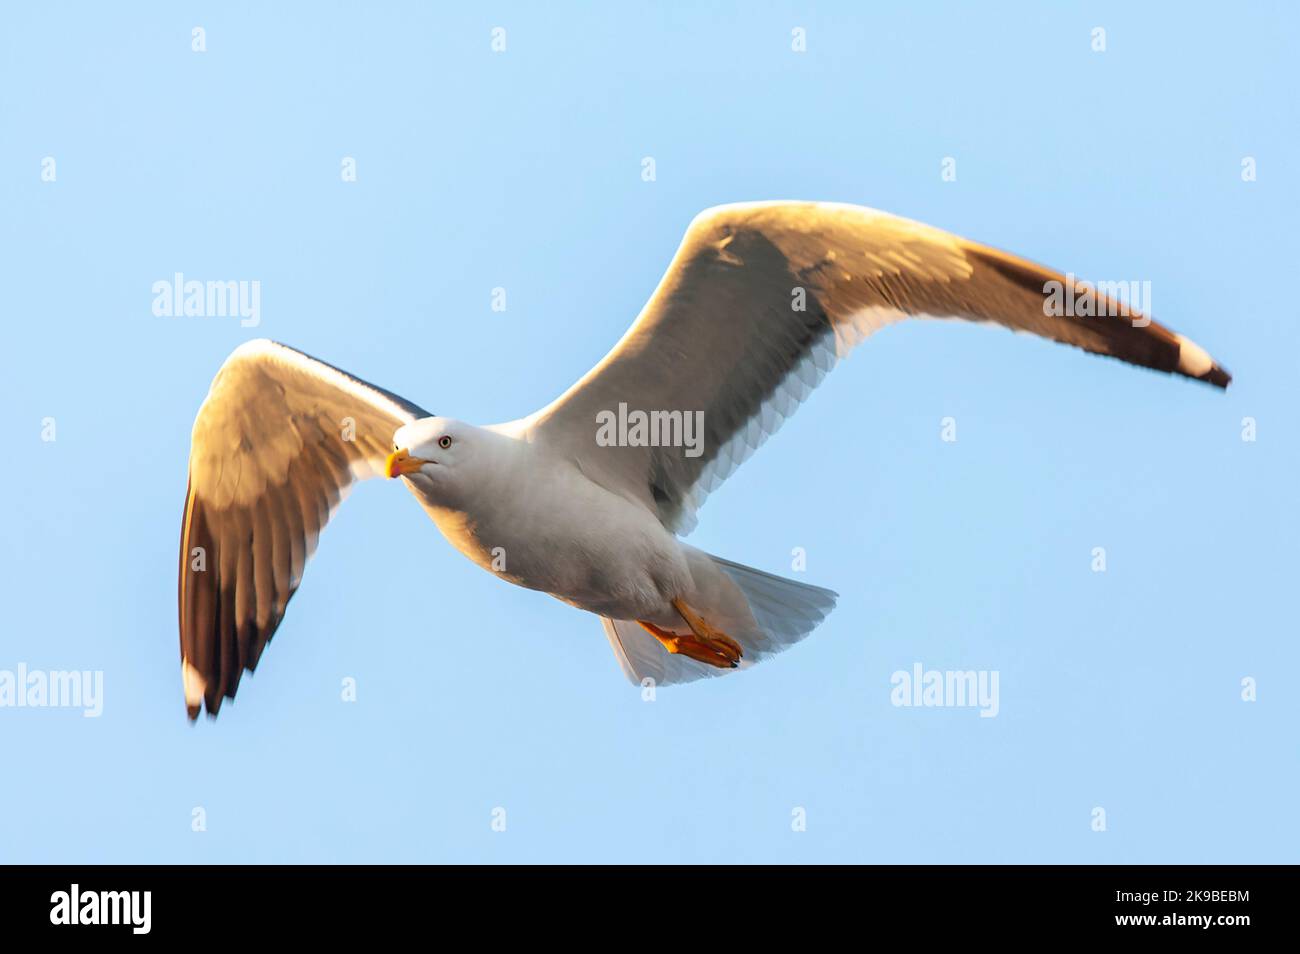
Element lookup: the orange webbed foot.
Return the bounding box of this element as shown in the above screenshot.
[637,601,744,669]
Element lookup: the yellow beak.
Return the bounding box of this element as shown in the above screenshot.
[385,448,429,479]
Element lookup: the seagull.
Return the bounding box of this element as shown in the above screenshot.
[177,201,1230,719]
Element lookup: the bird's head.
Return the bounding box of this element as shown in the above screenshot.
[386,417,476,490]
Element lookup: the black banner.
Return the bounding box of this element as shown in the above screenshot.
[0,865,1275,939]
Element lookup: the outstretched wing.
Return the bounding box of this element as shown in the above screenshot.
[526,201,1231,533]
[177,339,430,719]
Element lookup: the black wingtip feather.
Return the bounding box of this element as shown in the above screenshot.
[1201,365,1232,389]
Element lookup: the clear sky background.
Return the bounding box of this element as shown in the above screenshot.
[2,2,1295,863]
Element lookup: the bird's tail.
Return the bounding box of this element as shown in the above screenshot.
[601,551,838,686]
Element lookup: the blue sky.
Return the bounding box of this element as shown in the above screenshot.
[1,1,1295,863]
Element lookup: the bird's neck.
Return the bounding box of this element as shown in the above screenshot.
[409,429,538,576]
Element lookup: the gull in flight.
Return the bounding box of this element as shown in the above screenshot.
[177,201,1230,719]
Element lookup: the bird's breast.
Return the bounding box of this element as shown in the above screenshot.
[409,463,687,617]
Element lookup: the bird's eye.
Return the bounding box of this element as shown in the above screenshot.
[438,436,453,449]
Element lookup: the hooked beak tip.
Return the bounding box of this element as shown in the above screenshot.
[385,448,409,479]
[386,447,431,478]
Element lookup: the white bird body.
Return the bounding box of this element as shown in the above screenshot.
[175,201,1231,719]
[400,420,695,626]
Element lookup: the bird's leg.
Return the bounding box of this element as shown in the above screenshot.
[638,618,738,669]
[637,600,744,669]
[672,599,744,664]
